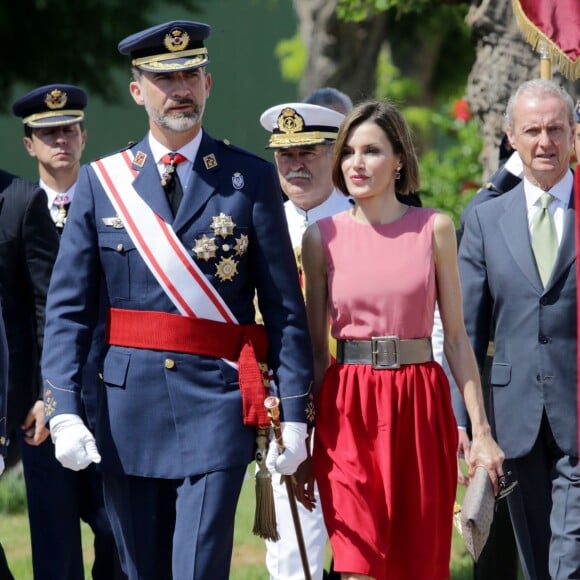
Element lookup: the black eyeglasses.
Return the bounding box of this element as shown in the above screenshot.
[496,471,518,503]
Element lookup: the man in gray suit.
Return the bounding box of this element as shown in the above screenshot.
[459,79,577,579]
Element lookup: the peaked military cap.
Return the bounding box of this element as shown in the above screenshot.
[118,20,211,73]
[260,103,345,149]
[12,84,87,128]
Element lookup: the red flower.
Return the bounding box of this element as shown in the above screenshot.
[453,98,471,122]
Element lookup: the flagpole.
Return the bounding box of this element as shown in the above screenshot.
[538,40,551,79]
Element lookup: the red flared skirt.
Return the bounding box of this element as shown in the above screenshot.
[314,362,458,580]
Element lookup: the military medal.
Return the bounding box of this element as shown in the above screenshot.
[215,257,238,282]
[54,193,70,229]
[193,235,218,262]
[161,162,176,188]
[210,213,236,238]
[234,234,249,256]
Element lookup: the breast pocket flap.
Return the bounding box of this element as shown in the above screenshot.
[103,349,131,387]
[490,362,511,387]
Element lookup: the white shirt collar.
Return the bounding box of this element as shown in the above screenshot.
[40,178,77,209]
[148,130,203,169]
[524,170,573,211]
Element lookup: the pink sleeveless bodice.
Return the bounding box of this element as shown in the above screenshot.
[317,207,438,340]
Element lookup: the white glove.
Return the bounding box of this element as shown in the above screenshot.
[0,456,5,477]
[50,413,101,471]
[266,422,308,476]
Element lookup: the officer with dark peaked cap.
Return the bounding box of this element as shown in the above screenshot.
[41,20,312,580]
[13,84,86,128]
[12,84,126,580]
[13,84,87,231]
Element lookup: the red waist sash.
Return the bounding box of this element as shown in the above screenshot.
[106,308,270,426]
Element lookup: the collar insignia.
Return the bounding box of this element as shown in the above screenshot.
[203,153,217,170]
[133,151,147,167]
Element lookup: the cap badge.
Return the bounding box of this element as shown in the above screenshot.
[277,107,305,134]
[164,28,190,53]
[232,172,244,190]
[45,89,68,110]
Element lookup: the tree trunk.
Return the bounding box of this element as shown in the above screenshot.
[293,0,386,102]
[465,0,535,176]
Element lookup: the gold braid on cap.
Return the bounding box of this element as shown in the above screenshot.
[23,110,85,126]
[132,47,208,67]
[268,130,338,148]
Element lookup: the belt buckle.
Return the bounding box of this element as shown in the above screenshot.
[371,336,400,369]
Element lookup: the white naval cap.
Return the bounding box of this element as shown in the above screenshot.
[260,102,345,149]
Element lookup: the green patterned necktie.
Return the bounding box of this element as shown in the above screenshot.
[531,192,558,286]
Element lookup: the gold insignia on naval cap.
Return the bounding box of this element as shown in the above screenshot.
[164,28,190,52]
[277,107,305,135]
[45,89,68,110]
[264,103,343,149]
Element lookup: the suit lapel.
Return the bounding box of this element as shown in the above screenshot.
[172,132,220,233]
[499,185,543,291]
[129,140,174,224]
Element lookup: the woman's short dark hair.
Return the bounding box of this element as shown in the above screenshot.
[332,100,420,196]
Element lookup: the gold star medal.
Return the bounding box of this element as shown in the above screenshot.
[215,257,238,282]
[234,234,249,256]
[192,235,218,262]
[210,213,236,238]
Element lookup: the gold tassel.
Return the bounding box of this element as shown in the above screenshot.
[252,427,279,541]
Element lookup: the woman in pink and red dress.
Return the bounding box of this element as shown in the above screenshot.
[299,100,504,580]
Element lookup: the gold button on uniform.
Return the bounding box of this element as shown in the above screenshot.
[164,358,175,369]
[116,243,124,252]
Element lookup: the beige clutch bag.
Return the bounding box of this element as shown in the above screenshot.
[459,466,495,561]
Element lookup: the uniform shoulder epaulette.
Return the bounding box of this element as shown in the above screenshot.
[218,139,269,164]
[94,141,137,162]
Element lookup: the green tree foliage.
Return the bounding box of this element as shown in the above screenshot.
[338,0,441,21]
[0,0,204,107]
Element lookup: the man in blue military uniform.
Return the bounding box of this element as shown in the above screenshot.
[12,84,124,580]
[41,20,313,580]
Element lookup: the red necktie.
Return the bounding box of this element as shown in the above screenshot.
[160,152,187,215]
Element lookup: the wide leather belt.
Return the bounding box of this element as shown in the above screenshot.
[336,336,433,369]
